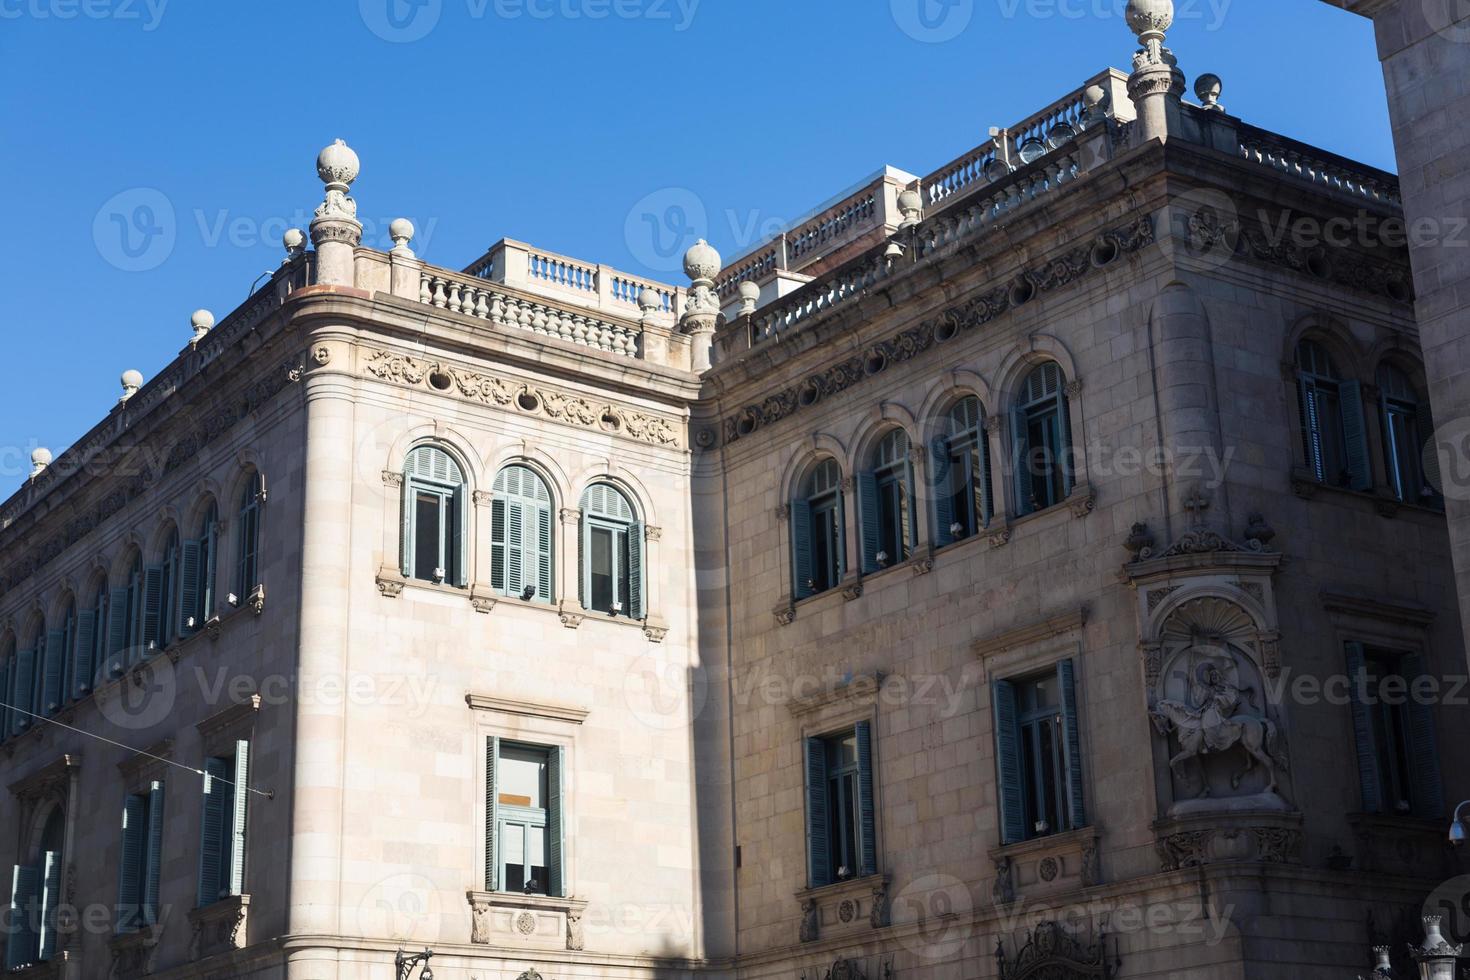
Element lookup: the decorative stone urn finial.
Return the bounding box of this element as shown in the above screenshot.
[1194,73,1224,111]
[1082,84,1108,125]
[310,139,364,286]
[190,309,215,347]
[389,218,416,257]
[1127,0,1174,59]
[283,227,306,264]
[1125,0,1184,143]
[120,370,143,404]
[680,239,723,373]
[738,280,760,316]
[637,286,662,323]
[29,448,52,479]
[897,187,924,229]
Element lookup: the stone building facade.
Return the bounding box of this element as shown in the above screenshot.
[0,4,1466,979]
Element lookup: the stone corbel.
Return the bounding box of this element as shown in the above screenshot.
[247,585,265,616]
[842,582,864,602]
[558,600,585,630]
[911,556,935,576]
[986,525,1013,549]
[1066,484,1097,518]
[774,602,796,627]
[376,566,406,598]
[470,585,497,615]
[187,893,249,961]
[642,616,669,644]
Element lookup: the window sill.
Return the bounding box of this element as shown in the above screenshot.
[467,890,589,952]
[7,956,67,980]
[1289,468,1445,518]
[188,893,250,960]
[988,826,1101,903]
[1345,812,1450,877]
[794,873,891,944]
[557,601,668,641]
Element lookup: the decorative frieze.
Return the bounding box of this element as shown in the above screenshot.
[362,348,685,449]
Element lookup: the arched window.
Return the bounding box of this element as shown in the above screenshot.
[933,397,993,546]
[859,429,915,571]
[236,472,264,596]
[579,484,644,618]
[402,446,468,587]
[181,501,220,634]
[105,553,143,678]
[491,465,553,603]
[792,459,845,599]
[1296,339,1369,490]
[1011,363,1074,516]
[1378,363,1439,505]
[5,807,65,967]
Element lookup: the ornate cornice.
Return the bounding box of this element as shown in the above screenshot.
[7,753,80,802]
[362,348,685,450]
[464,693,589,725]
[973,607,1089,659]
[720,217,1154,445]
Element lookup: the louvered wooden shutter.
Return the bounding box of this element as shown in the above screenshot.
[485,736,499,891]
[1417,399,1442,499]
[141,566,165,654]
[931,436,955,548]
[229,742,250,894]
[491,499,507,593]
[117,795,146,931]
[71,611,97,699]
[1299,378,1325,479]
[507,502,525,595]
[198,758,229,907]
[107,587,131,672]
[1058,659,1087,830]
[536,504,553,602]
[143,782,165,925]
[11,650,35,734]
[1011,408,1031,517]
[41,630,64,716]
[1339,380,1372,491]
[453,485,469,588]
[0,661,10,743]
[578,513,588,608]
[36,852,60,963]
[7,864,39,968]
[855,721,878,878]
[400,485,415,577]
[857,472,881,573]
[179,540,202,632]
[547,746,565,898]
[1056,387,1074,497]
[993,679,1025,845]
[804,737,831,887]
[1401,653,1445,818]
[1344,642,1383,813]
[628,523,645,621]
[791,500,814,600]
[980,431,995,527]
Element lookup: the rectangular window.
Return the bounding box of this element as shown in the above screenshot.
[804,722,877,888]
[1345,642,1444,818]
[586,522,631,615]
[197,742,250,907]
[485,738,564,897]
[994,661,1086,845]
[413,490,445,582]
[117,781,165,932]
[1383,401,1425,502]
[813,501,840,591]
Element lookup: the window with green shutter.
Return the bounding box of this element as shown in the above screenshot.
[994,661,1087,844]
[1295,340,1371,489]
[580,484,643,618]
[485,738,566,896]
[1345,641,1444,818]
[860,430,914,572]
[933,397,993,548]
[803,722,878,887]
[117,781,164,932]
[403,446,469,587]
[236,473,264,596]
[1011,362,1073,516]
[198,741,251,907]
[1378,363,1440,506]
[491,466,554,603]
[793,459,844,599]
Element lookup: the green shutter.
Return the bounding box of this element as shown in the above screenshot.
[11,649,35,734]
[547,746,565,898]
[835,490,848,579]
[855,722,878,878]
[993,679,1025,845]
[1344,642,1383,813]
[1339,380,1372,491]
[143,782,165,925]
[106,586,131,675]
[453,485,469,588]
[1058,659,1087,830]
[37,852,60,963]
[506,502,525,596]
[178,540,202,632]
[628,523,645,621]
[117,795,146,931]
[980,430,995,527]
[1011,408,1031,517]
[857,471,881,573]
[1401,653,1445,818]
[41,630,65,716]
[198,758,229,907]
[203,521,219,619]
[71,611,97,699]
[485,737,499,891]
[1056,388,1075,497]
[931,436,956,548]
[536,504,553,602]
[7,864,39,969]
[141,566,164,654]
[791,500,814,600]
[0,661,9,743]
[401,482,415,577]
[229,742,250,895]
[1299,378,1325,480]
[578,514,589,609]
[804,737,832,887]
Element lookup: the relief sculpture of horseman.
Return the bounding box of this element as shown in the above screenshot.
[1150,662,1289,797]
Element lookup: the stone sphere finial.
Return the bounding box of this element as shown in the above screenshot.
[683,239,721,283]
[1194,73,1223,110]
[1126,0,1174,40]
[120,370,144,403]
[897,187,924,228]
[637,287,662,317]
[1083,84,1108,122]
[190,309,215,346]
[30,448,52,478]
[738,280,761,315]
[317,138,360,190]
[389,218,416,257]
[283,227,306,262]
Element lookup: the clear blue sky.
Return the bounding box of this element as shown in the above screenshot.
[0,0,1388,483]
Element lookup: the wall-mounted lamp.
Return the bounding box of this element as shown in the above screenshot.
[1451,801,1469,845]
[395,948,434,980]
